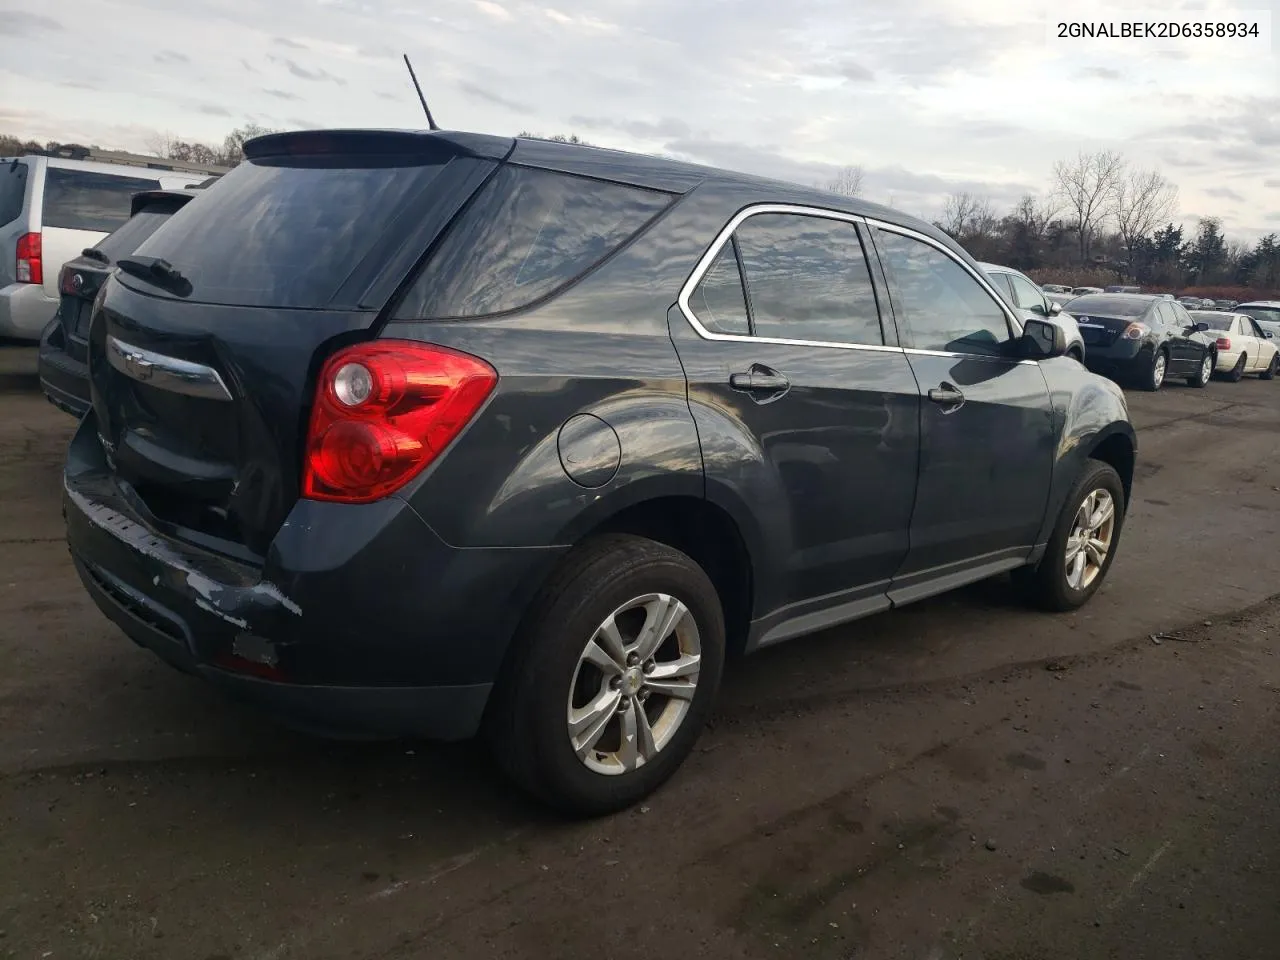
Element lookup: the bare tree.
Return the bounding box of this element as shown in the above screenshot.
[1053,149,1126,263]
[823,165,865,198]
[1113,168,1177,276]
[941,192,995,239]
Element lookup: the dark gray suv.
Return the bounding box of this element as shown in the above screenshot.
[63,129,1136,814]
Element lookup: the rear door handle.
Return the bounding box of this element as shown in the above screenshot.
[927,383,965,411]
[729,365,790,398]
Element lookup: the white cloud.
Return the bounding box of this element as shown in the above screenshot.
[2,0,1276,238]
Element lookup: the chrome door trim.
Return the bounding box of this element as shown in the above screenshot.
[675,203,905,356]
[106,335,233,402]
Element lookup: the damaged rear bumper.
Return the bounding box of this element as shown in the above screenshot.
[63,413,567,742]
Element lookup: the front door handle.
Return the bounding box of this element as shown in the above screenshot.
[928,383,965,411]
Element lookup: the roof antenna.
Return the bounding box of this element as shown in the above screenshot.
[402,54,439,131]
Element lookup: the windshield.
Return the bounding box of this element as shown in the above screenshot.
[128,155,450,308]
[1239,306,1280,326]
[1066,295,1150,317]
[1189,312,1232,330]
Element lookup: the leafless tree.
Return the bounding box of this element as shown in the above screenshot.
[1113,168,1178,275]
[1010,193,1060,235]
[822,165,865,198]
[941,192,996,239]
[1053,149,1126,263]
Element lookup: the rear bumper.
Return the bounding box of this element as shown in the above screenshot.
[64,413,568,741]
[38,319,91,417]
[1082,340,1151,380]
[0,281,58,340]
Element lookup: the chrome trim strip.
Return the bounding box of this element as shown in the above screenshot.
[675,203,906,355]
[675,203,1027,362]
[106,335,233,402]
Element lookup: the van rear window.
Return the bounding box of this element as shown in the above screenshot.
[127,155,451,309]
[43,169,163,232]
[0,161,29,227]
[395,165,674,319]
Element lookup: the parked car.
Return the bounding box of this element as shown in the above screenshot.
[0,149,222,341]
[1072,286,1104,296]
[1040,283,1071,294]
[1215,299,1238,310]
[63,128,1137,814]
[1237,301,1280,339]
[1070,293,1216,390]
[1045,291,1075,309]
[1187,310,1279,380]
[38,186,208,416]
[1176,296,1210,310]
[980,262,1084,360]
[1104,285,1142,294]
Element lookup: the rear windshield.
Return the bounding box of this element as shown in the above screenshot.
[92,200,187,261]
[1189,312,1232,330]
[0,160,28,226]
[1067,295,1150,317]
[43,168,163,232]
[395,164,674,319]
[128,156,450,308]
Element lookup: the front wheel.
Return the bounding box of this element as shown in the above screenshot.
[1142,349,1168,391]
[1227,353,1247,382]
[1261,353,1278,381]
[1188,351,1214,388]
[486,534,725,816]
[1016,461,1125,612]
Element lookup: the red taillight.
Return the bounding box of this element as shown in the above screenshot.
[59,265,78,295]
[1123,322,1148,340]
[15,232,42,284]
[1215,337,1232,350]
[302,341,497,504]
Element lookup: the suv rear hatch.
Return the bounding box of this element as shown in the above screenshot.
[57,190,195,363]
[87,130,512,562]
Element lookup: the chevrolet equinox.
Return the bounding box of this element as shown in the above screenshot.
[64,129,1137,815]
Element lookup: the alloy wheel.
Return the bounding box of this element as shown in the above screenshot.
[1152,352,1166,388]
[1200,355,1213,383]
[567,593,701,776]
[1064,489,1116,591]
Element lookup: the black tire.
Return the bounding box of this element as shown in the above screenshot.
[1261,353,1278,381]
[486,534,725,816]
[1227,353,1246,382]
[1187,350,1214,388]
[1067,347,1083,364]
[1141,348,1168,391]
[1015,460,1126,612]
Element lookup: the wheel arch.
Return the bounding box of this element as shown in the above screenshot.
[1086,426,1135,510]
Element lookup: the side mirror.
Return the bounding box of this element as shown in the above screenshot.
[1266,331,1275,339]
[1021,317,1067,359]
[1192,321,1210,333]
[1048,301,1063,316]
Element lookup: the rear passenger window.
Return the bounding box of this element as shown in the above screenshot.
[874,229,1011,355]
[43,169,162,232]
[397,165,673,319]
[0,161,28,227]
[733,213,883,346]
[689,242,750,336]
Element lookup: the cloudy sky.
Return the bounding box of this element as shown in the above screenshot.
[3,0,1278,239]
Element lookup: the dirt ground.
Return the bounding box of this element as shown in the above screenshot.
[2,343,1279,960]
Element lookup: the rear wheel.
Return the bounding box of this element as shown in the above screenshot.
[1227,353,1247,382]
[1188,351,1214,388]
[1261,353,1278,380]
[486,534,725,816]
[1142,349,1168,391]
[1016,461,1125,612]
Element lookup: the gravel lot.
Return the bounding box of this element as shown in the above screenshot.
[2,343,1279,959]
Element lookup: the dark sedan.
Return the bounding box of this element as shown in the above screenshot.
[1068,293,1215,391]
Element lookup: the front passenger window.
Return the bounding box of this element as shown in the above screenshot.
[1008,274,1047,315]
[874,229,1012,355]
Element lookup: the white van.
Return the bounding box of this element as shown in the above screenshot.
[0,148,226,340]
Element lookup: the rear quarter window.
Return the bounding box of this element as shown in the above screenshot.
[43,168,163,232]
[394,165,674,320]
[0,161,28,226]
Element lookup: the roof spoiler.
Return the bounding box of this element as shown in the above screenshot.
[129,189,200,218]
